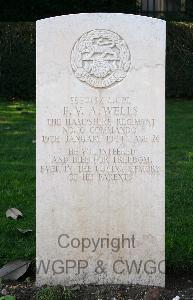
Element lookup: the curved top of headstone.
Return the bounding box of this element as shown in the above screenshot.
[37,12,166,24]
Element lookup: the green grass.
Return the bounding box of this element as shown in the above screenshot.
[166,100,193,271]
[0,99,193,272]
[0,100,35,266]
[36,286,73,300]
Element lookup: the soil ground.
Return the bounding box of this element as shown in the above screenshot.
[1,273,193,299]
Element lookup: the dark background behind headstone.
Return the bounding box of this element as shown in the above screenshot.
[0,0,192,21]
[0,0,137,21]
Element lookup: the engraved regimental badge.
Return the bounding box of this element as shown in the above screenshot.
[71,29,131,88]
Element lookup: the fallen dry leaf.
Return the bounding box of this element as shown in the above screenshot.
[0,260,31,281]
[17,228,32,234]
[6,208,23,220]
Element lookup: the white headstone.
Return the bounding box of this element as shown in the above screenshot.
[36,13,165,287]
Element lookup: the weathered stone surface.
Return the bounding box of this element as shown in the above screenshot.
[36,13,165,286]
